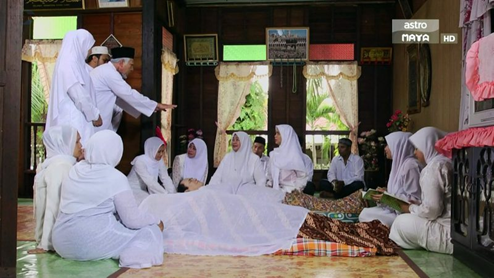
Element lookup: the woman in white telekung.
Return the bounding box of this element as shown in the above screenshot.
[127,137,175,205]
[389,127,453,254]
[53,131,164,268]
[31,125,82,254]
[172,138,208,188]
[359,131,422,227]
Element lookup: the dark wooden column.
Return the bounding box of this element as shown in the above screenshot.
[0,0,23,276]
[141,0,167,147]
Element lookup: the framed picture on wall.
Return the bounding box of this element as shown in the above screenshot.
[266,27,309,61]
[407,44,421,114]
[24,0,84,10]
[183,34,219,63]
[101,34,123,51]
[97,0,129,8]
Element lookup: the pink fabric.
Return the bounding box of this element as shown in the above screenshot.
[435,126,494,158]
[465,33,494,101]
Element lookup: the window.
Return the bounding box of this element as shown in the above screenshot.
[305,77,349,170]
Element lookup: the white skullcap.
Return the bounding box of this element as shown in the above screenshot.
[89,46,111,56]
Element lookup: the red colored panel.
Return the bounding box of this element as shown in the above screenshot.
[309,44,354,60]
[162,27,174,51]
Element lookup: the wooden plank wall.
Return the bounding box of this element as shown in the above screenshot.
[81,12,143,174]
[176,4,395,182]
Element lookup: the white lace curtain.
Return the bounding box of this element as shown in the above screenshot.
[213,62,272,167]
[161,48,179,166]
[21,39,62,103]
[303,62,361,154]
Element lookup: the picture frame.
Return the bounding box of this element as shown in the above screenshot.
[97,0,129,8]
[360,47,392,65]
[407,44,421,114]
[24,0,84,11]
[101,34,123,51]
[183,34,219,63]
[266,27,309,61]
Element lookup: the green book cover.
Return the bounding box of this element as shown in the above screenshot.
[363,189,410,213]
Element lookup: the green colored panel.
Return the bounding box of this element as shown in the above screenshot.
[33,16,77,40]
[223,45,266,61]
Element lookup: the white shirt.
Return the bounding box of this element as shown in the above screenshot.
[90,62,157,131]
[327,154,364,185]
[259,154,270,178]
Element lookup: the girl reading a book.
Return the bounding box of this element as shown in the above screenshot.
[389,127,453,254]
[359,131,422,226]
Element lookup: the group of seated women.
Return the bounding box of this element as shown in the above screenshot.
[31,123,454,268]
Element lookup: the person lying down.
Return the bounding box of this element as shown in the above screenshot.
[139,188,397,257]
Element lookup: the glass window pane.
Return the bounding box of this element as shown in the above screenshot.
[223,45,266,61]
[33,16,78,39]
[31,64,48,123]
[305,134,348,170]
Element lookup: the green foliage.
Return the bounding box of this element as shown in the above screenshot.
[31,63,48,123]
[306,78,348,131]
[231,81,267,131]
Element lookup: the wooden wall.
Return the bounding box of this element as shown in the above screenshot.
[392,0,462,132]
[176,4,395,182]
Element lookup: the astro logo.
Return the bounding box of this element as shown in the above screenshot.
[392,20,440,44]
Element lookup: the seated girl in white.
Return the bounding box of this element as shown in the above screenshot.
[209,131,266,186]
[359,131,422,227]
[390,127,453,254]
[267,124,309,193]
[53,131,164,268]
[127,137,175,205]
[172,138,208,188]
[31,125,82,254]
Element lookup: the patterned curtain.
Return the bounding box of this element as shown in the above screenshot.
[303,62,361,154]
[161,48,179,167]
[21,39,62,103]
[213,62,272,167]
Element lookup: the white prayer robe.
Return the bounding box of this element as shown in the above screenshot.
[303,154,314,182]
[172,154,209,187]
[327,154,364,185]
[259,154,270,178]
[90,62,157,132]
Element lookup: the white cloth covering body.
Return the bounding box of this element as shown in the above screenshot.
[34,126,78,251]
[90,62,157,131]
[46,30,99,145]
[53,131,164,268]
[172,138,209,187]
[359,132,422,227]
[267,125,308,193]
[390,127,453,254]
[139,188,308,256]
[128,137,175,205]
[327,154,364,185]
[210,132,266,187]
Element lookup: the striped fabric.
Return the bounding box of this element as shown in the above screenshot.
[274,238,377,257]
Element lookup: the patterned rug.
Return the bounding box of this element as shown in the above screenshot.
[113,254,421,278]
[17,205,35,241]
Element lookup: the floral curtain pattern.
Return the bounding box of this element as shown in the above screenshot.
[161,48,179,166]
[213,62,272,167]
[21,39,62,103]
[303,62,361,154]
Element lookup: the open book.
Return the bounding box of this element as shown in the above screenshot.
[363,189,410,213]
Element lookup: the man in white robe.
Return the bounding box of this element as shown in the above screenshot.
[90,46,176,132]
[252,136,270,178]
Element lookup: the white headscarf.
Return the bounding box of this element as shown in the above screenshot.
[59,130,129,214]
[47,29,95,122]
[409,127,448,164]
[131,137,164,177]
[183,138,208,181]
[269,124,306,190]
[385,132,416,194]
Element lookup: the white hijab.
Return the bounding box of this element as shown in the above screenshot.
[131,137,164,177]
[183,138,208,181]
[47,29,95,122]
[269,124,306,190]
[59,130,129,214]
[409,127,449,164]
[41,125,78,167]
[385,132,416,194]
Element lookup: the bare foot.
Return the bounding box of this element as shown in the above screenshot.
[28,248,47,254]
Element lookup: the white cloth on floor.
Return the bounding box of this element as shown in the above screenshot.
[34,126,78,251]
[172,138,209,187]
[210,132,266,186]
[390,127,453,254]
[128,137,175,205]
[139,189,308,256]
[327,154,364,185]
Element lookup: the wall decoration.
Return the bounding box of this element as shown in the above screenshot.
[360,47,392,65]
[97,0,129,8]
[266,27,309,61]
[184,34,219,66]
[101,34,123,51]
[418,44,432,107]
[24,0,84,10]
[407,44,421,114]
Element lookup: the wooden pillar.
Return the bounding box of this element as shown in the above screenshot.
[0,0,23,276]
